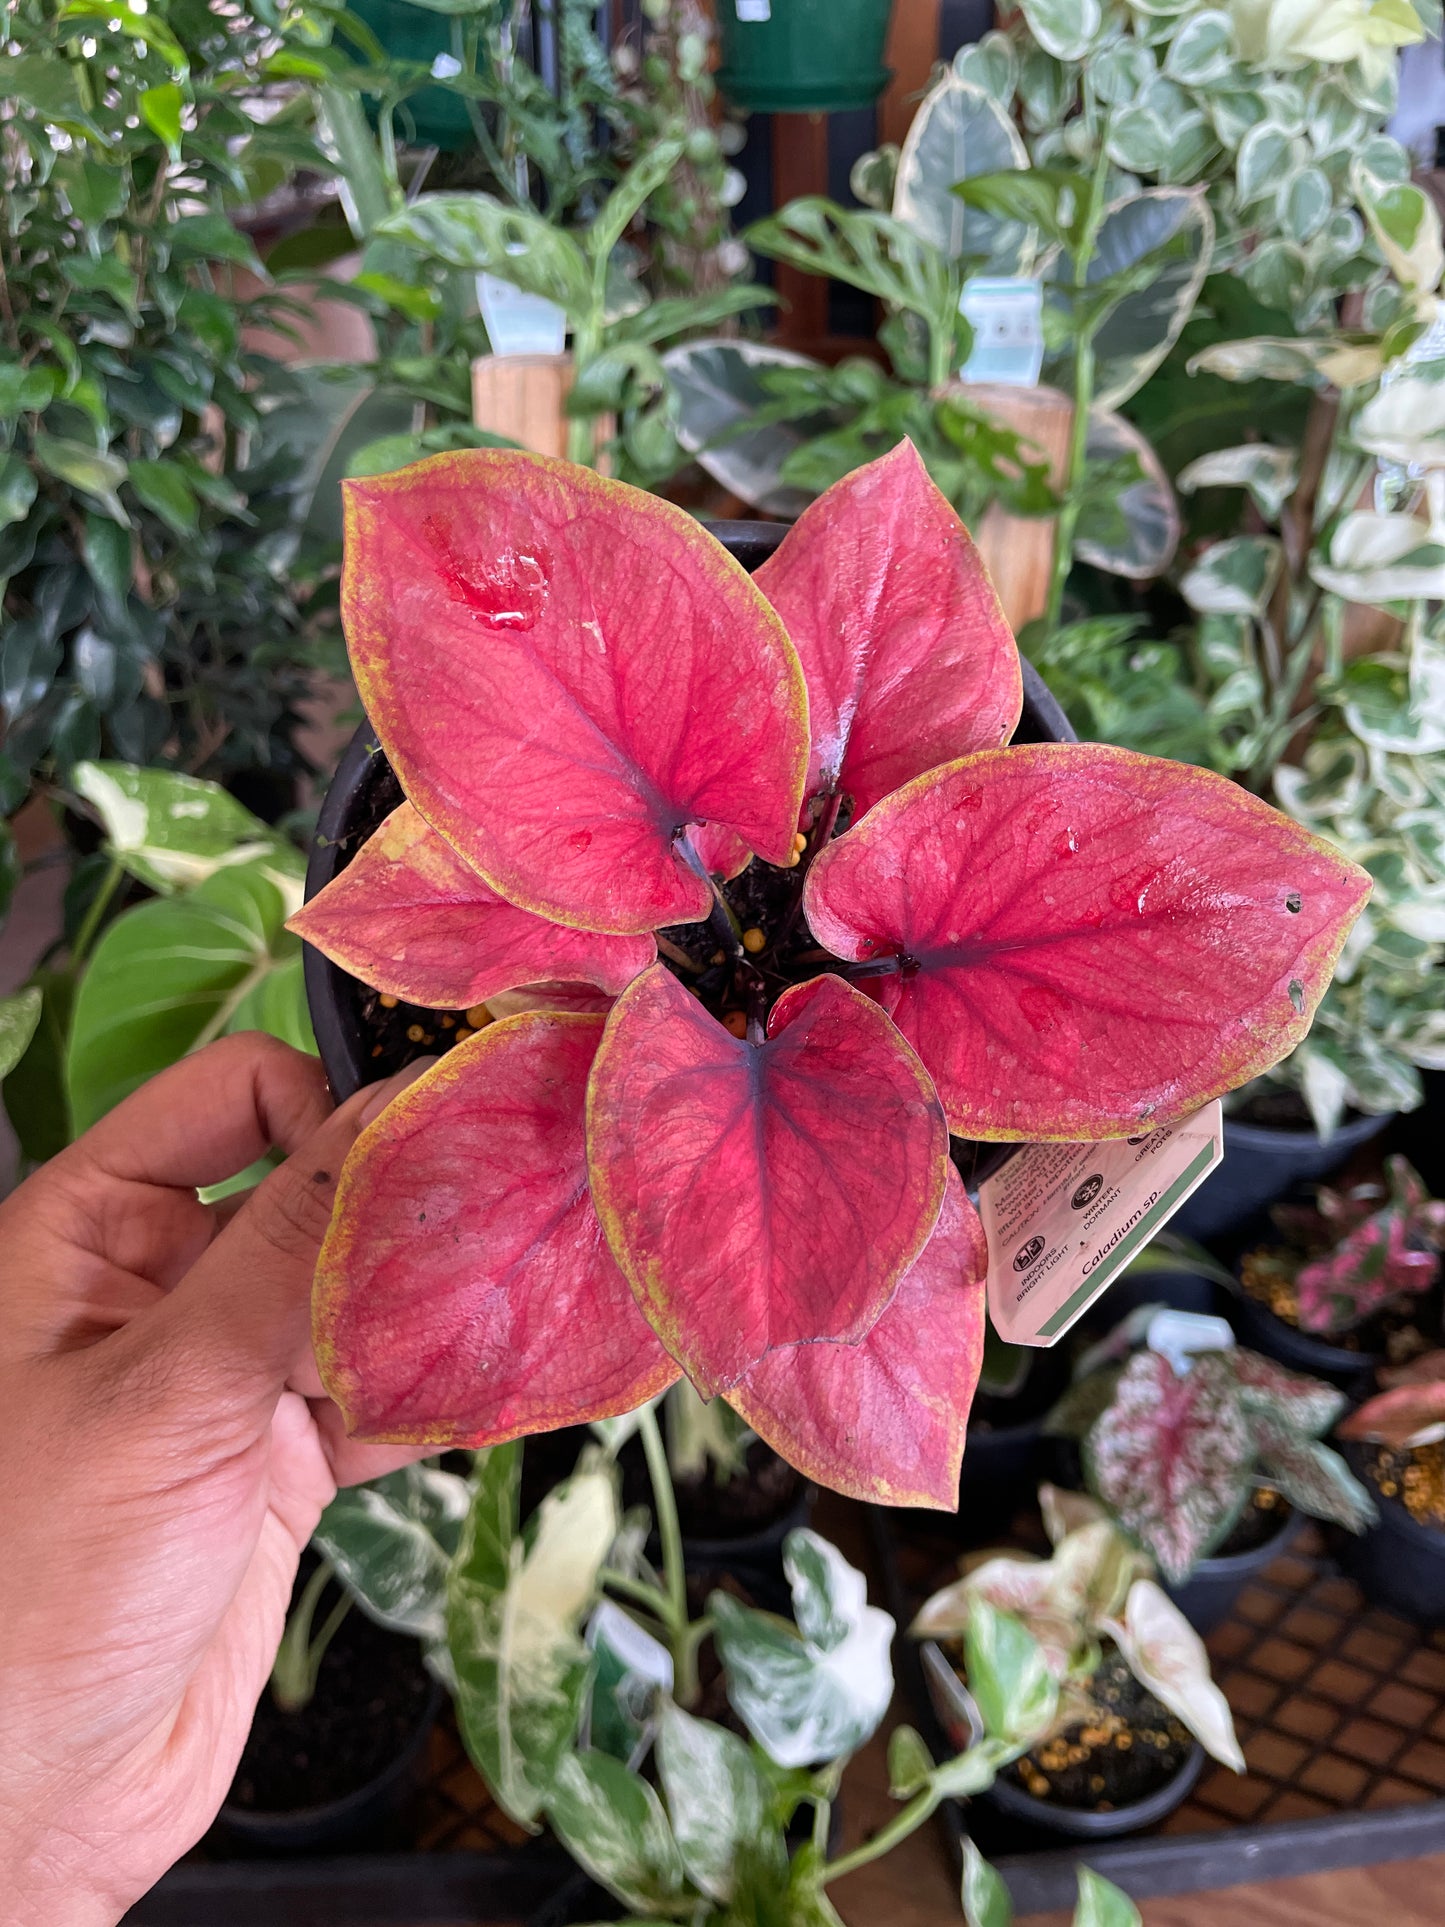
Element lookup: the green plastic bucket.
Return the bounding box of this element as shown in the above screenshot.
[344,0,481,152]
[715,0,894,113]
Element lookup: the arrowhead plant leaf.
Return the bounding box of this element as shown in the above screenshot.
[804,744,1371,1138]
[586,965,949,1394]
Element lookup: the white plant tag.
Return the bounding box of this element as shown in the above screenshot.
[981,1100,1224,1347]
[958,276,1045,387]
[477,272,567,358]
[1147,1307,1235,1375]
[736,0,771,19]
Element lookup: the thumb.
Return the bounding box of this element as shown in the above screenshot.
[120,1062,431,1438]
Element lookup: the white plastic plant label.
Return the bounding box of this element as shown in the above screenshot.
[980,1100,1224,1347]
[1146,1307,1235,1375]
[476,272,567,358]
[736,0,771,19]
[958,277,1044,387]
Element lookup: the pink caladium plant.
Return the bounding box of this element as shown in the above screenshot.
[1292,1157,1445,1337]
[1339,1350,1445,1452]
[1082,1347,1374,1582]
[292,442,1370,1509]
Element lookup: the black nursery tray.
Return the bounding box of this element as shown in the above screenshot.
[871,1508,1445,1915]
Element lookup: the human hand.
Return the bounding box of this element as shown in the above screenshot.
[0,1034,425,1926]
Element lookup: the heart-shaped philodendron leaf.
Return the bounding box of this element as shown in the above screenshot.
[342,451,808,935]
[314,1013,679,1445]
[586,964,949,1396]
[804,743,1372,1140]
[1083,1350,1255,1585]
[755,440,1021,819]
[730,1164,986,1509]
[289,801,655,1009]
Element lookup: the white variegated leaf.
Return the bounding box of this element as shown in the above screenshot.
[1177,443,1298,520]
[1180,535,1282,616]
[1104,1580,1243,1771]
[1354,376,1445,469]
[660,337,823,517]
[547,1750,689,1913]
[1311,512,1445,605]
[711,1530,894,1768]
[72,760,295,896]
[1020,0,1102,60]
[316,1464,470,1643]
[893,75,1029,266]
[655,1701,784,1903]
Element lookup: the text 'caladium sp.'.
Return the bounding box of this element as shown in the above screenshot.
[294,442,1369,1509]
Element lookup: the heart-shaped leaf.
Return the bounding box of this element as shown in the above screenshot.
[1083,1350,1253,1584]
[290,801,655,1008]
[804,744,1371,1139]
[343,451,808,935]
[315,1013,680,1445]
[587,965,948,1394]
[755,442,1021,817]
[655,1701,785,1904]
[731,1164,986,1508]
[314,1462,471,1645]
[710,1530,895,1769]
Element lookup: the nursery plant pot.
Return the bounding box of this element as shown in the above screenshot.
[1335,1441,1445,1625]
[1166,1111,1392,1245]
[217,1574,442,1853]
[344,0,481,151]
[920,1643,1205,1840]
[1225,1283,1385,1396]
[302,520,1075,1101]
[1165,1498,1302,1636]
[715,0,894,113]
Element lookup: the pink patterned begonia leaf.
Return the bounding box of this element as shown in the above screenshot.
[289,801,654,1008]
[343,451,808,935]
[586,964,949,1396]
[731,1162,986,1509]
[314,1013,680,1445]
[804,744,1372,1140]
[755,440,1022,818]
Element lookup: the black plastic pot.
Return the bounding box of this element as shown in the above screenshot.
[216,1678,443,1854]
[302,519,1076,1101]
[952,1415,1049,1545]
[1225,1284,1383,1396]
[1166,1502,1302,1636]
[982,1741,1205,1840]
[1167,1112,1391,1244]
[680,1479,815,1579]
[1335,1442,1445,1625]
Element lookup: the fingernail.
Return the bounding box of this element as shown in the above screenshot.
[358,1057,437,1128]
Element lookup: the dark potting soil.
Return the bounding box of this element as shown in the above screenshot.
[226,1567,433,1816]
[618,1432,804,1540]
[1230,1089,1329,1130]
[1363,1438,1445,1528]
[1213,1482,1292,1557]
[1239,1245,1438,1361]
[998,1649,1193,1812]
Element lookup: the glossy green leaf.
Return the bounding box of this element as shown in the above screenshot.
[165,212,263,273]
[33,434,128,524]
[655,1701,785,1904]
[65,862,308,1131]
[1074,1867,1142,1927]
[2,968,75,1162]
[71,761,287,893]
[377,194,591,316]
[0,985,42,1080]
[547,1751,689,1914]
[962,1597,1058,1749]
[960,1839,1013,1927]
[140,81,183,153]
[0,455,35,530]
[128,459,198,536]
[316,1463,471,1645]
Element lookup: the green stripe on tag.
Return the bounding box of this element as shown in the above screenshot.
[1035,1138,1219,1340]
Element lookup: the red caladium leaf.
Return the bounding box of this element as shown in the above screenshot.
[343,451,808,935]
[755,440,1021,817]
[586,964,949,1395]
[1083,1350,1255,1584]
[485,981,616,1018]
[804,744,1371,1139]
[1295,1156,1445,1335]
[315,1013,679,1444]
[1340,1351,1445,1450]
[731,1164,986,1509]
[289,802,654,1008]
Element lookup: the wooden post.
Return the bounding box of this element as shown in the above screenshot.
[957,382,1075,635]
[770,111,830,351]
[471,353,577,459]
[878,0,941,150]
